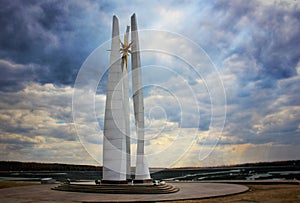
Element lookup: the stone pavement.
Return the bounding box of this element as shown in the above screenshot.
[0,182,248,202]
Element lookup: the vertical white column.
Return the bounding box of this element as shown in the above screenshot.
[123,26,131,180]
[102,15,127,183]
[131,13,151,181]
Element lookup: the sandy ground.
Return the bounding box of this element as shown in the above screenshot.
[165,184,300,203]
[0,182,299,202]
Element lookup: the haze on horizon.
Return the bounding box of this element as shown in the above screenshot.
[0,0,299,168]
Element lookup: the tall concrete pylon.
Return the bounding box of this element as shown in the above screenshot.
[131,13,151,182]
[123,26,131,180]
[102,15,128,183]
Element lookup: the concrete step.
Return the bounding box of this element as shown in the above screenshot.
[52,182,180,194]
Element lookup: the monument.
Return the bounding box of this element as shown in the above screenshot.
[53,14,179,194]
[102,13,151,183]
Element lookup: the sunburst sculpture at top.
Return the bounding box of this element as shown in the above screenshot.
[120,31,133,70]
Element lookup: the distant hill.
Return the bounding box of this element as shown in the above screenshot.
[0,161,102,171]
[0,160,299,172]
[172,160,300,170]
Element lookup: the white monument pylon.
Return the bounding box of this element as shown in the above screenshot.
[102,13,151,184]
[131,14,151,182]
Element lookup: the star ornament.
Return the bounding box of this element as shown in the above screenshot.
[120,33,133,70]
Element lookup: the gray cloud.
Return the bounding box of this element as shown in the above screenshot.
[0,0,299,165]
[0,59,45,92]
[0,0,110,87]
[0,83,76,141]
[188,0,300,81]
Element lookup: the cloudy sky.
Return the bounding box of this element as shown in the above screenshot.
[0,0,299,167]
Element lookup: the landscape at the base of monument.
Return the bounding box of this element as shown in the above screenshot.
[1,160,299,182]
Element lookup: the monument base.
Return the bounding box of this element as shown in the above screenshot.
[133,179,153,184]
[101,180,128,184]
[52,181,179,194]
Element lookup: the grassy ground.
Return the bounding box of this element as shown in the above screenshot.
[165,184,300,203]
[0,181,39,189]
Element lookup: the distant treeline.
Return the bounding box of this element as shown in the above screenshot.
[0,160,299,172]
[173,160,300,170]
[234,160,300,167]
[0,161,102,171]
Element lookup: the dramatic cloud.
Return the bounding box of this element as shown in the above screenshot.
[0,83,94,163]
[0,0,299,166]
[0,0,110,86]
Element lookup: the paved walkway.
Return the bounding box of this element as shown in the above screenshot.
[0,182,248,202]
